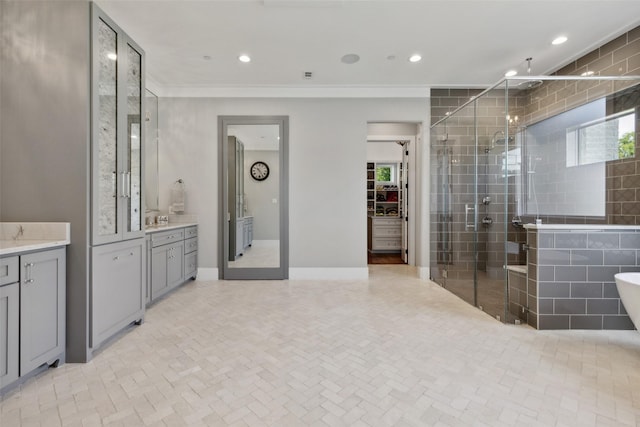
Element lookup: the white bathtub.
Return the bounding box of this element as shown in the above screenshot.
[614,272,640,331]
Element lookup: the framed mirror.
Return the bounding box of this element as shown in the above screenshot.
[219,116,289,279]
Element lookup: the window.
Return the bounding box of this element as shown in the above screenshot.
[566,109,635,167]
[376,164,396,184]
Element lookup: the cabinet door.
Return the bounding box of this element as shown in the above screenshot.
[145,235,152,305]
[151,244,169,300]
[20,248,65,376]
[122,39,145,240]
[184,251,197,281]
[91,239,144,348]
[167,242,184,290]
[91,4,145,245]
[235,218,244,257]
[92,12,121,245]
[0,282,19,390]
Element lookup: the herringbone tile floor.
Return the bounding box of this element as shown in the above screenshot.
[1,265,639,426]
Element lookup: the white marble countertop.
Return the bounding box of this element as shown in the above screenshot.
[0,222,70,256]
[145,223,198,234]
[524,223,640,231]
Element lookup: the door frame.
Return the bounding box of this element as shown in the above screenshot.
[366,134,416,266]
[218,115,289,280]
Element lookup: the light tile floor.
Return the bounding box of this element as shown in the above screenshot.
[2,265,639,426]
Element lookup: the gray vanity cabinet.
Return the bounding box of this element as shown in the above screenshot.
[151,229,185,301]
[0,248,65,393]
[91,240,144,348]
[0,258,19,389]
[19,248,65,375]
[184,226,198,280]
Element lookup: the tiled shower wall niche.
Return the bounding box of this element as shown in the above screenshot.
[527,226,639,330]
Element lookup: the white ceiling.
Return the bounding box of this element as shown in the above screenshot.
[97,0,640,95]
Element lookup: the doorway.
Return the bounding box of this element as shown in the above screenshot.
[366,122,418,266]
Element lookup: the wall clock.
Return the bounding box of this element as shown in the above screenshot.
[250,161,270,181]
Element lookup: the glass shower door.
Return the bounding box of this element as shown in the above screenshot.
[430,102,478,307]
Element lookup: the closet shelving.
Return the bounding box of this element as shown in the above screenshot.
[366,162,402,218]
[367,161,403,253]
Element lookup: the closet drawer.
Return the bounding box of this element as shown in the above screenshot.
[0,257,19,286]
[372,237,401,250]
[185,237,198,254]
[373,225,401,238]
[373,218,401,227]
[151,229,185,247]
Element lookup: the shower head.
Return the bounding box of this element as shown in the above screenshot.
[485,130,515,153]
[516,57,543,90]
[490,130,514,146]
[517,79,543,90]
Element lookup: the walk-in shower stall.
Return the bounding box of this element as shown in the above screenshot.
[430,76,640,324]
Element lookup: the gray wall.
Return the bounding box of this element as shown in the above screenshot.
[1,0,92,361]
[158,97,429,271]
[244,150,279,240]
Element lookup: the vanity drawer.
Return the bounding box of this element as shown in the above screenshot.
[0,257,19,286]
[184,226,198,239]
[151,229,185,247]
[185,237,198,254]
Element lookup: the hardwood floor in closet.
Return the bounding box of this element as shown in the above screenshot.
[367,252,405,264]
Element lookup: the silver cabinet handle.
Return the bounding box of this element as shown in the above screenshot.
[24,262,34,283]
[465,204,476,231]
[126,172,131,198]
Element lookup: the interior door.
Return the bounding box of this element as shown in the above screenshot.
[400,143,409,263]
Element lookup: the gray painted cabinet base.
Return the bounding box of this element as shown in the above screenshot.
[1,247,66,394]
[0,282,19,390]
[148,225,197,305]
[91,239,145,349]
[20,248,66,376]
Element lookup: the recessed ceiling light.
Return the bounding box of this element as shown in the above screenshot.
[341,53,360,64]
[505,70,518,77]
[107,52,117,61]
[408,54,422,63]
[552,36,568,45]
[238,54,251,63]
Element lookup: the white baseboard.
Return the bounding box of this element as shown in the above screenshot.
[289,268,369,280]
[418,267,431,280]
[196,268,218,281]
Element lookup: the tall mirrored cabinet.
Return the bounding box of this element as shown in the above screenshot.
[1,1,146,363]
[89,5,146,351]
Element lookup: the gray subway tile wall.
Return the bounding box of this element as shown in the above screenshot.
[530,229,638,330]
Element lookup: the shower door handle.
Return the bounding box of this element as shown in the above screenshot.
[465,204,476,231]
